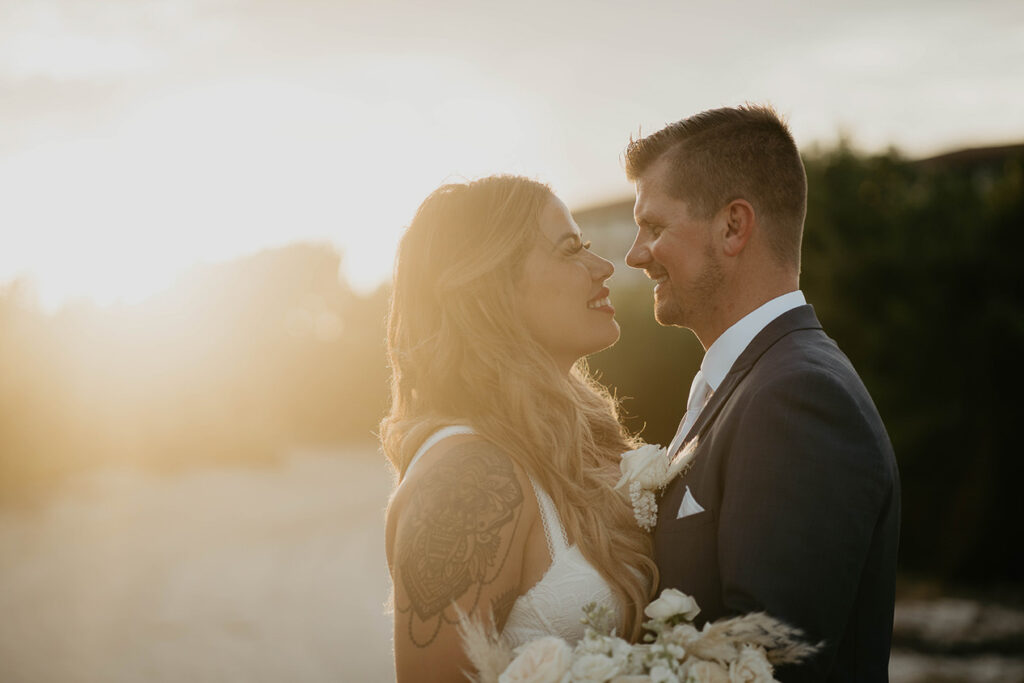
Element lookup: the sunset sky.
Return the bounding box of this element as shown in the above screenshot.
[2,0,1022,310]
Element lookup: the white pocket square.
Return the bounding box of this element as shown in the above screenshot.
[676,486,706,519]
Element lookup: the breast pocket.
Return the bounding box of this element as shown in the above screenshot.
[654,508,720,610]
[661,507,717,536]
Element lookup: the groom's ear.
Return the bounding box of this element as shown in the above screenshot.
[721,199,755,257]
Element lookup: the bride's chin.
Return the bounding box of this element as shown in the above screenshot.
[592,322,621,353]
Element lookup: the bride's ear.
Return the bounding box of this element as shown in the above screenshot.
[721,199,755,257]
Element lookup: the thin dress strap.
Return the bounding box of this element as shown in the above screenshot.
[528,479,569,558]
[406,425,476,476]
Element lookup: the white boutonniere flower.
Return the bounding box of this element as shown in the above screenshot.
[615,439,700,531]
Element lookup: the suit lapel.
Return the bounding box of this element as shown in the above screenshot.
[680,305,824,447]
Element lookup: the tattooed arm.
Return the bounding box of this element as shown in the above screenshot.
[386,439,535,682]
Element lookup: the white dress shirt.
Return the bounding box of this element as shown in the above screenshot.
[667,290,807,456]
[701,290,807,391]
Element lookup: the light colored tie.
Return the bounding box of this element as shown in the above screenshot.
[668,370,713,458]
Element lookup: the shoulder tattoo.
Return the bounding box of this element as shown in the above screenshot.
[396,444,524,647]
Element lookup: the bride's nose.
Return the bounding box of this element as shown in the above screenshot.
[590,253,614,281]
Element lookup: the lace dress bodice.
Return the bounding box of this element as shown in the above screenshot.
[500,475,621,648]
[406,426,621,648]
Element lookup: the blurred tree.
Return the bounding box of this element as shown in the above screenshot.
[801,144,1024,582]
[1,143,1021,587]
[0,244,389,504]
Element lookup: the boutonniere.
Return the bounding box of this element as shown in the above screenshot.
[615,439,700,531]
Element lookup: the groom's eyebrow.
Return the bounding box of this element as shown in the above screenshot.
[635,214,657,229]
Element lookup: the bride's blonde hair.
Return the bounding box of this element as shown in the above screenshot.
[380,175,657,639]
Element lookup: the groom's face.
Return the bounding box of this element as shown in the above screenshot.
[627,156,723,330]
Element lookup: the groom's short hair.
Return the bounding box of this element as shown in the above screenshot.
[624,104,807,268]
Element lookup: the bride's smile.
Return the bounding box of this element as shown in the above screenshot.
[517,196,619,373]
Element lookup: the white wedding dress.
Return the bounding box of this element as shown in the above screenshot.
[407,426,622,648]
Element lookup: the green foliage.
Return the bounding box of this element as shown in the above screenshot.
[800,145,1024,582]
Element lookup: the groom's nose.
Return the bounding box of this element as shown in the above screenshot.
[626,231,650,269]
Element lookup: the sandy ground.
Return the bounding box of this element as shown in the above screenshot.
[0,448,396,683]
[2,449,1020,683]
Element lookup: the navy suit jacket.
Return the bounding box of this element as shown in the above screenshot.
[653,305,900,682]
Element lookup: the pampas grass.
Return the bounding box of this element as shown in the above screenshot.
[456,608,513,683]
[682,612,823,666]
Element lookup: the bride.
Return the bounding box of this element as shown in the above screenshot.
[382,176,657,681]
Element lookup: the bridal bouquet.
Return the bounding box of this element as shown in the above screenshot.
[461,589,820,683]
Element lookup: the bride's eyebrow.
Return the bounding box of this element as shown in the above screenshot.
[551,231,581,246]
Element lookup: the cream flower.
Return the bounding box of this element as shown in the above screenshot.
[664,623,701,648]
[616,439,702,531]
[609,638,634,670]
[649,664,681,683]
[578,630,614,656]
[571,652,622,682]
[616,444,670,490]
[499,636,572,683]
[645,589,701,622]
[684,660,730,683]
[728,645,774,682]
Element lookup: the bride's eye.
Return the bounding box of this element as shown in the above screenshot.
[566,237,591,255]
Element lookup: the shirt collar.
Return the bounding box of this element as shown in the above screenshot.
[701,290,806,391]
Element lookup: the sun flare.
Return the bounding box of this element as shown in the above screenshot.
[2,66,547,310]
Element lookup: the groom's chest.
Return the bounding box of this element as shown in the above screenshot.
[658,431,723,535]
[652,430,726,602]
[657,370,754,529]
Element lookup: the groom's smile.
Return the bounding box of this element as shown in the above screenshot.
[627,156,722,332]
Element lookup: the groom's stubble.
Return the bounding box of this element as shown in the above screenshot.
[656,237,727,337]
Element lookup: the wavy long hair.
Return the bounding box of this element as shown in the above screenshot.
[380,175,657,640]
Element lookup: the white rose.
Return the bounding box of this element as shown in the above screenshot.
[684,660,730,683]
[608,638,634,669]
[626,646,650,674]
[665,643,686,659]
[578,630,613,655]
[499,636,572,683]
[649,664,680,683]
[728,645,774,683]
[665,623,701,648]
[617,444,669,490]
[571,652,622,682]
[645,589,701,622]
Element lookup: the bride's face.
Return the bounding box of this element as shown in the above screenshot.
[517,196,620,373]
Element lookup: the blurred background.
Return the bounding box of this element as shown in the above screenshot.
[1,1,1022,681]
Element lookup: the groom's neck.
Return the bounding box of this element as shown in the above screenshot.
[695,269,799,351]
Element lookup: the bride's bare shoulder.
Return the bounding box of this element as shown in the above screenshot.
[386,437,541,681]
[385,437,537,566]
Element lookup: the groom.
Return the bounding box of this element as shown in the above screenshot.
[623,105,900,681]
